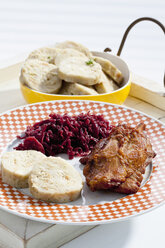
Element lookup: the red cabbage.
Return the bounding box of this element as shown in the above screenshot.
[15,113,112,159]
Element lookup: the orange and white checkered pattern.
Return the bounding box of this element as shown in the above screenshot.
[0,101,165,224]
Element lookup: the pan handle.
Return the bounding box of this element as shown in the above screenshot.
[104,17,165,86]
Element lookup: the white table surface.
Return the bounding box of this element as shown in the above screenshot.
[0,1,164,248]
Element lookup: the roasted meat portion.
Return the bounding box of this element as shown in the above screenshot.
[81,123,156,194]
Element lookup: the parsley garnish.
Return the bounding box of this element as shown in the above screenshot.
[47,56,51,59]
[85,59,94,66]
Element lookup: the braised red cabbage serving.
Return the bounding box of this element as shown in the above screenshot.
[15,113,112,159]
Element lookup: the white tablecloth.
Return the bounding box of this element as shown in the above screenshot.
[0,1,164,248]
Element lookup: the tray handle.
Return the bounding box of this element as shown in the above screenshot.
[104,17,165,86]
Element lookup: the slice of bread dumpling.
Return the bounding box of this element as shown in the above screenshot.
[1,150,45,188]
[54,48,87,66]
[58,56,102,86]
[55,40,92,58]
[20,59,62,93]
[93,56,123,85]
[60,82,98,95]
[29,157,83,203]
[28,47,58,64]
[94,71,118,94]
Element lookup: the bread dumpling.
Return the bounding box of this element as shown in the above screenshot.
[60,82,98,95]
[28,47,58,64]
[29,157,83,203]
[57,56,102,86]
[1,150,45,188]
[55,40,92,58]
[20,59,62,93]
[54,48,86,66]
[94,71,118,94]
[93,56,123,85]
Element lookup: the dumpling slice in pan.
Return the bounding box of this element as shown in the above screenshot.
[60,82,98,95]
[93,56,123,85]
[28,47,58,64]
[20,59,62,93]
[55,48,101,85]
[55,40,92,58]
[94,71,118,94]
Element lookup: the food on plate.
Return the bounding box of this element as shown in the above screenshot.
[55,40,92,57]
[20,41,122,95]
[58,57,102,86]
[29,157,83,203]
[20,59,62,93]
[93,56,123,85]
[28,47,58,64]
[59,82,99,95]
[15,113,112,159]
[0,107,156,203]
[94,71,118,94]
[1,150,45,188]
[81,123,156,194]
